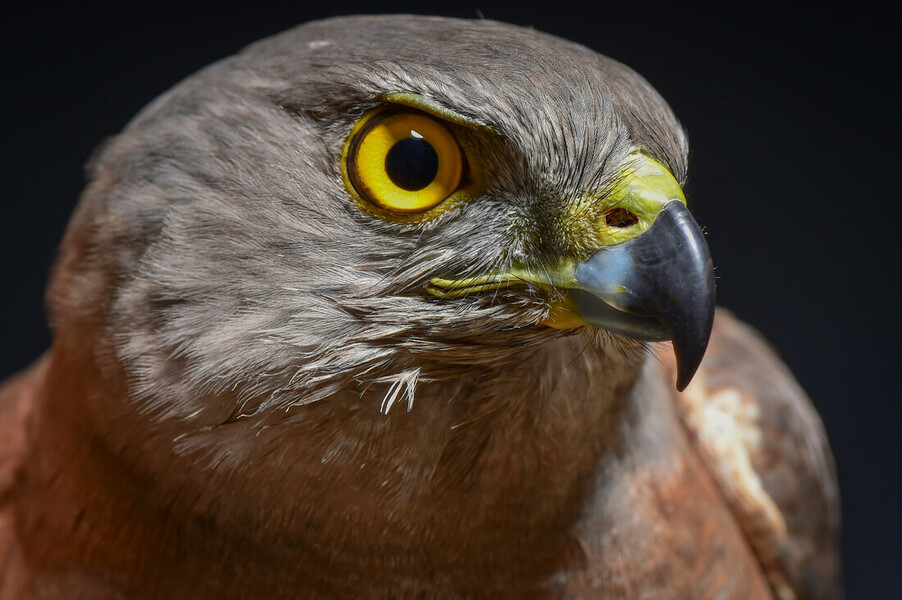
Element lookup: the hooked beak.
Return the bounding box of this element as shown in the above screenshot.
[426,153,715,391]
[568,200,715,390]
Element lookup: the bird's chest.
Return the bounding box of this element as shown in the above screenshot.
[183,340,771,599]
[281,339,638,596]
[557,359,774,599]
[361,352,775,599]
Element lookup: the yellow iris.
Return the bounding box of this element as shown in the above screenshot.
[346,111,463,212]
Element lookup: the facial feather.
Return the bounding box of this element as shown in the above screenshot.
[49,16,687,423]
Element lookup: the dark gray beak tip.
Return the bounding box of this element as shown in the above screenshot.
[573,201,716,391]
[676,362,699,393]
[653,203,716,391]
[672,284,715,391]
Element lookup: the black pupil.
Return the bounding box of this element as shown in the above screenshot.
[385,135,439,191]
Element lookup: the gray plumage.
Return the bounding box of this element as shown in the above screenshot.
[0,15,839,600]
[85,16,685,417]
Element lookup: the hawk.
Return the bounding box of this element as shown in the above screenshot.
[0,15,840,599]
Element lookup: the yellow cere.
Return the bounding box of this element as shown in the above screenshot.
[423,152,688,332]
[347,111,463,213]
[587,153,687,247]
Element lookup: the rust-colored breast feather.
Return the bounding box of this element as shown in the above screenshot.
[0,357,47,596]
[664,310,841,600]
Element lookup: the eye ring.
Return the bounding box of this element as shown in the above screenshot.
[344,110,465,213]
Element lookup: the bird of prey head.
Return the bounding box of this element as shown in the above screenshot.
[57,16,711,423]
[4,14,839,600]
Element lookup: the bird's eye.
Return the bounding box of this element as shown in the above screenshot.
[345,110,464,213]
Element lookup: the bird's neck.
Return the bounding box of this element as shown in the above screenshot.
[14,330,646,598]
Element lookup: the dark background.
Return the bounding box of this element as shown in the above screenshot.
[2,2,898,596]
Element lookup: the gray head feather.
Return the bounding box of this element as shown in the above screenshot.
[49,15,687,422]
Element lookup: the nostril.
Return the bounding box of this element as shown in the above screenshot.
[605,207,639,228]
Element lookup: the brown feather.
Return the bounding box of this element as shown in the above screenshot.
[662,310,841,600]
[0,16,839,599]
